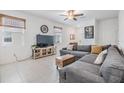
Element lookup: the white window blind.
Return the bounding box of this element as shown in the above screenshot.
[54,26,62,44]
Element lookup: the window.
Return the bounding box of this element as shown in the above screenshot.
[54,26,62,44]
[2,31,13,45]
[0,14,26,46]
[0,14,26,29]
[55,33,62,43]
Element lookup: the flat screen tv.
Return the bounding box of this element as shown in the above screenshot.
[36,34,54,47]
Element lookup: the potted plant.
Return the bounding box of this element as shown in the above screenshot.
[31,44,37,49]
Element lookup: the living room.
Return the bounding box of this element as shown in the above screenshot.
[0,10,124,83]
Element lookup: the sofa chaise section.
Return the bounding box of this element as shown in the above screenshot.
[59,61,105,83]
[59,53,105,83]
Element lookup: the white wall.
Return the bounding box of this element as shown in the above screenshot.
[0,10,119,65]
[0,10,77,65]
[97,18,118,45]
[76,19,97,45]
[119,11,124,50]
[95,19,99,44]
[76,18,118,45]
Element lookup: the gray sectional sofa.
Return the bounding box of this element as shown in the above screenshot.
[59,45,124,83]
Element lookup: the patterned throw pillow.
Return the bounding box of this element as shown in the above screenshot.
[91,45,103,54]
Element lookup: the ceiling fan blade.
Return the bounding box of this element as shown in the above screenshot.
[73,18,77,21]
[60,14,67,16]
[80,15,86,19]
[74,13,84,17]
[64,18,68,21]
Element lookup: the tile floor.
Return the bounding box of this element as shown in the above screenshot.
[0,55,59,83]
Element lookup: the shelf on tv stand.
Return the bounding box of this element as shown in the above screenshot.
[32,46,56,59]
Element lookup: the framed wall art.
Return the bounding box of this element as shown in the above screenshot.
[84,26,94,39]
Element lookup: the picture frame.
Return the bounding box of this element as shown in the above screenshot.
[84,26,94,39]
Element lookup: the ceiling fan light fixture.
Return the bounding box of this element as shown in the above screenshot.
[68,15,74,19]
[60,10,84,21]
[68,10,74,19]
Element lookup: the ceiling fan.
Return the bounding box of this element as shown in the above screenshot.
[60,10,84,21]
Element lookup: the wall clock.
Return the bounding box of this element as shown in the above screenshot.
[40,25,49,33]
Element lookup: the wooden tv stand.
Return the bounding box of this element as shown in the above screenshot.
[32,46,56,59]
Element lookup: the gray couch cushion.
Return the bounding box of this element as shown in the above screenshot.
[59,61,104,83]
[79,54,98,64]
[100,46,124,82]
[70,51,89,58]
[77,45,91,52]
[66,61,101,75]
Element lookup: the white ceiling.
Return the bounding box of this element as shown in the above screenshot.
[22,10,119,27]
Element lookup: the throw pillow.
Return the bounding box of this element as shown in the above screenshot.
[67,45,73,50]
[91,45,103,54]
[94,49,107,65]
[69,42,78,50]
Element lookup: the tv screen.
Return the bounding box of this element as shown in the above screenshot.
[36,35,54,47]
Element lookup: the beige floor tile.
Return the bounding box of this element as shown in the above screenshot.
[0,55,59,83]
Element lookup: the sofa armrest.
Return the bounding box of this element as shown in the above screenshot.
[109,66,124,82]
[62,47,67,50]
[102,66,124,83]
[59,49,71,56]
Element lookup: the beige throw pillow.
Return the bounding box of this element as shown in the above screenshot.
[94,50,107,65]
